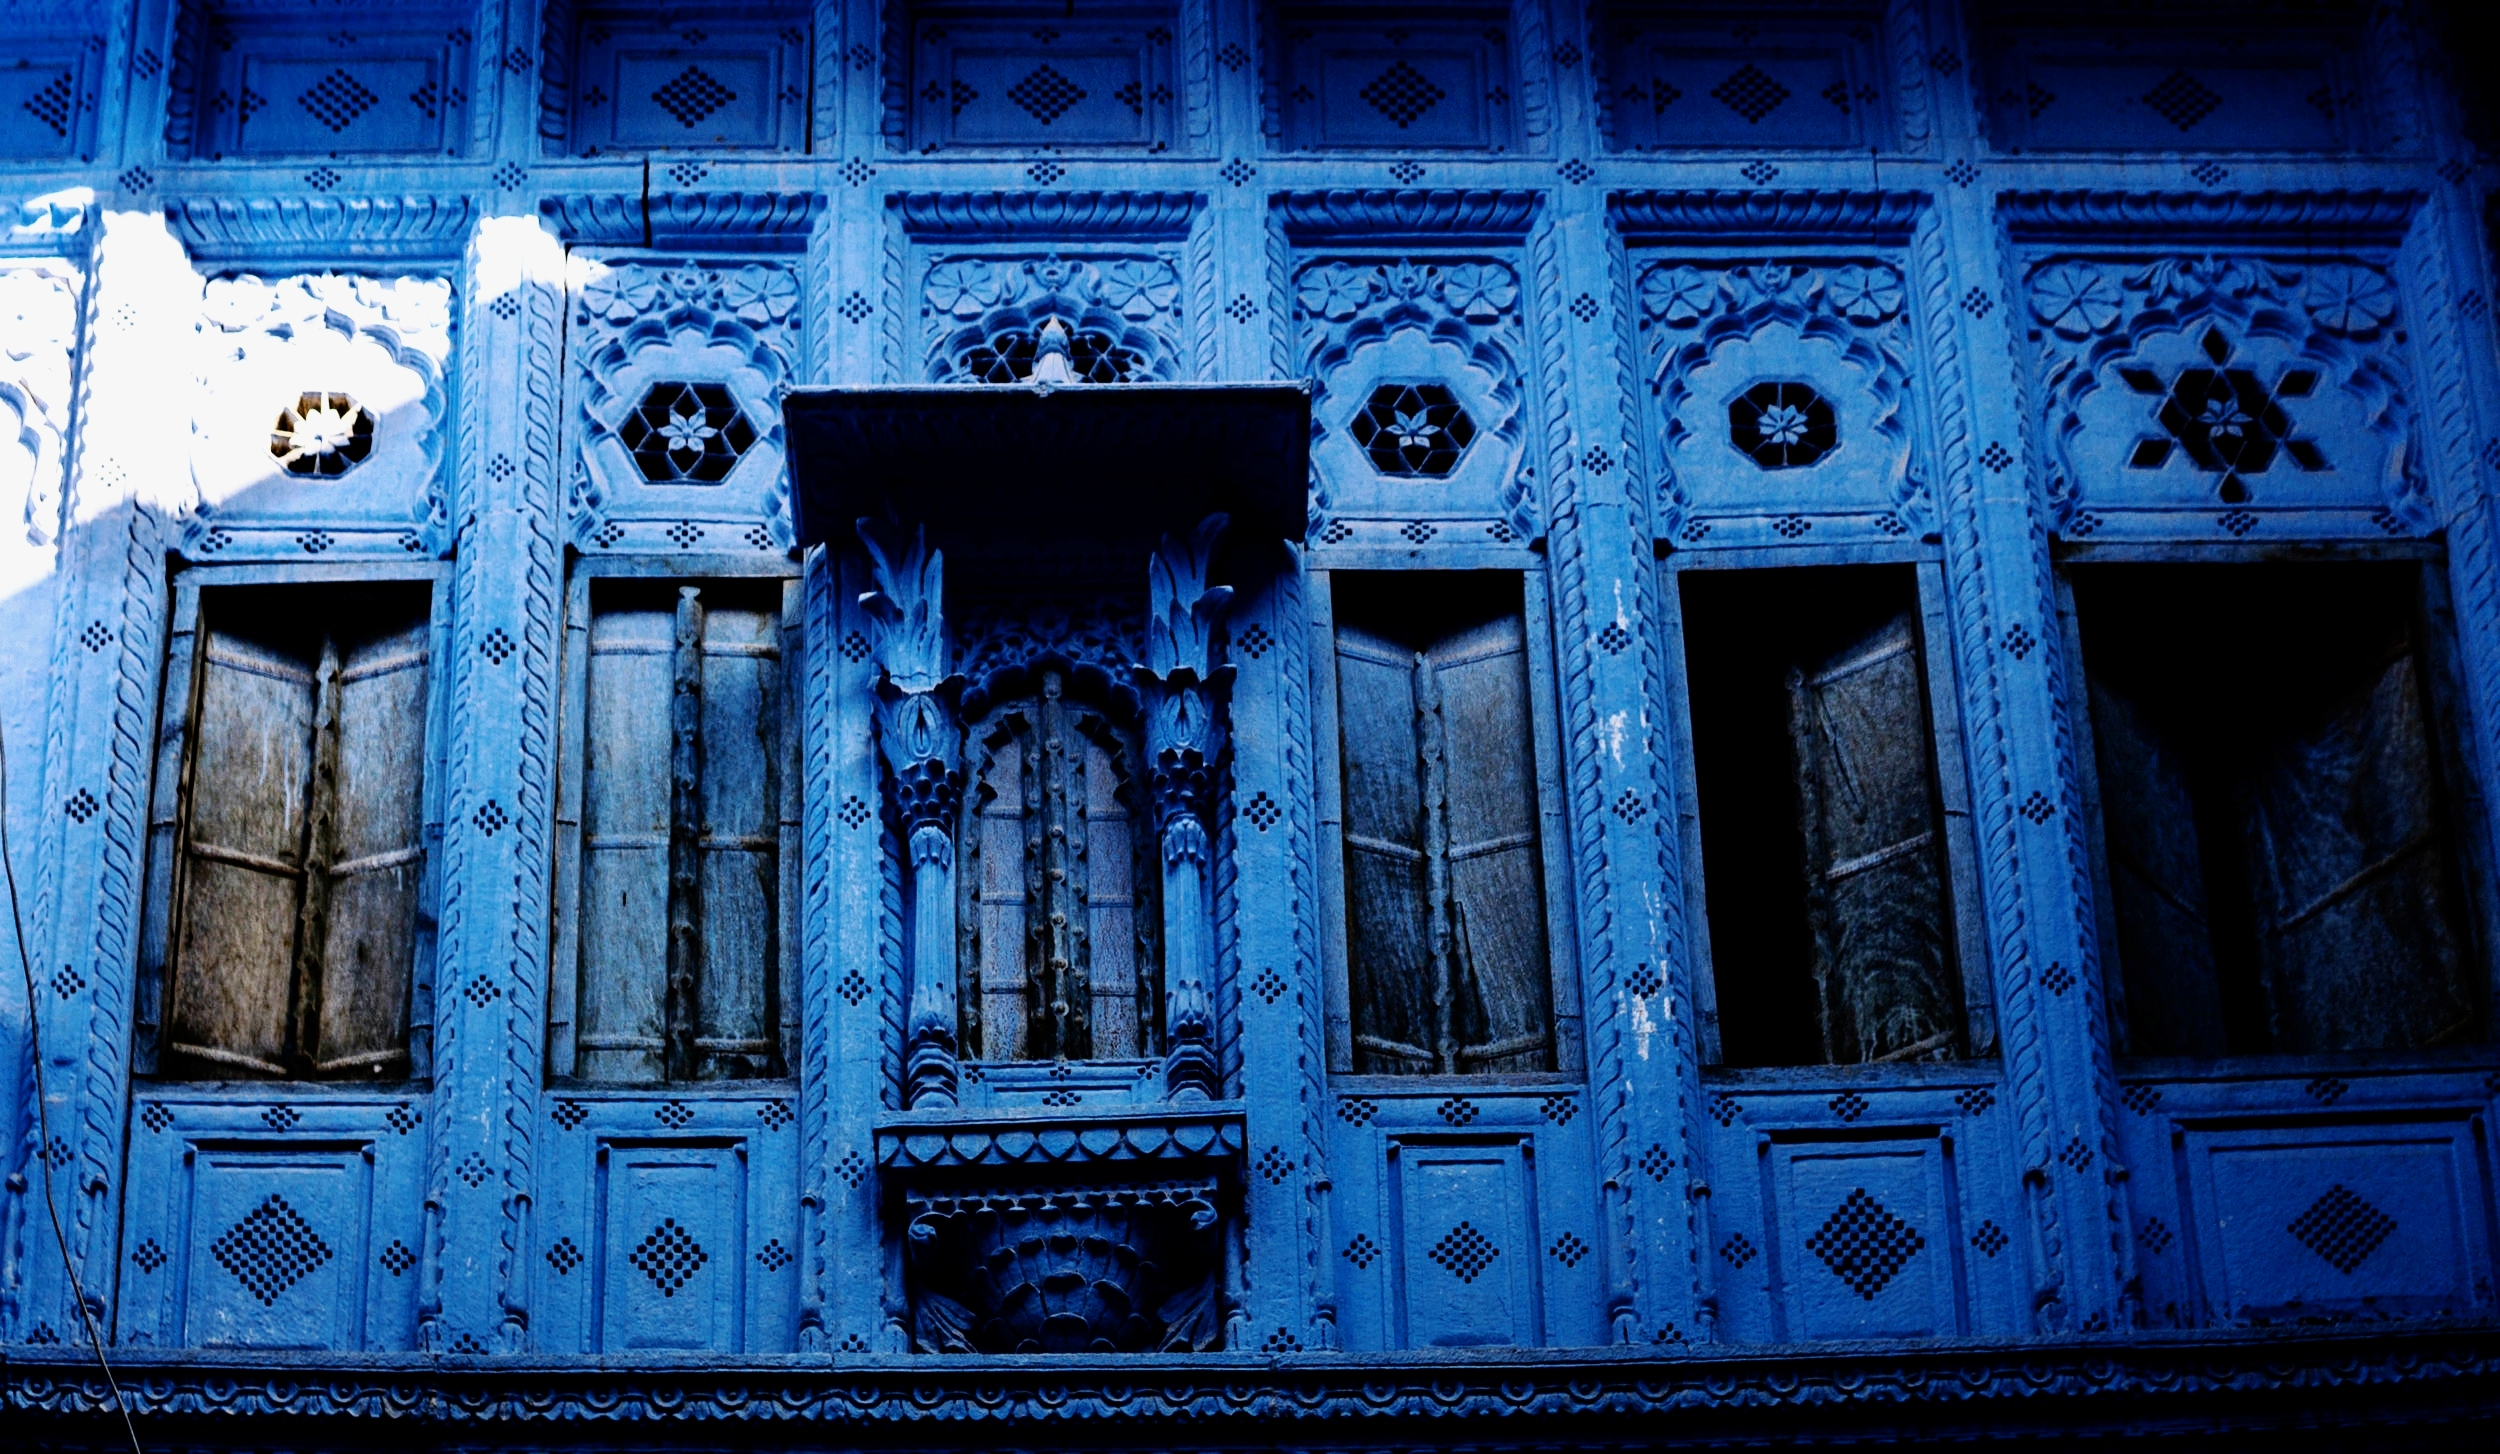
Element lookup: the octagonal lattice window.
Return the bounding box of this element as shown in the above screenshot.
[1351,383,1477,477]
[957,325,1148,384]
[270,391,376,479]
[620,382,759,484]
[1729,381,1836,470]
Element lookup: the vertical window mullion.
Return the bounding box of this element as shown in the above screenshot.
[285,634,346,1073]
[665,585,707,1083]
[1414,644,1456,1074]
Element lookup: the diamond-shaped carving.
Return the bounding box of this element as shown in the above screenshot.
[656,1100,694,1128]
[550,1099,588,1130]
[1549,1232,1590,1267]
[2142,69,2221,132]
[621,382,757,484]
[131,1238,167,1273]
[1720,1232,1757,1267]
[1428,1221,1500,1282]
[379,1239,416,1275]
[755,1237,794,1270]
[2288,1184,2395,1274]
[1970,1220,2008,1257]
[1242,791,1281,830]
[1250,967,1289,1004]
[1711,63,1789,123]
[1435,1096,1479,1126]
[296,68,378,132]
[1007,64,1086,124]
[1352,383,1476,477]
[651,66,737,128]
[629,1218,709,1296]
[1805,1188,1925,1300]
[1828,1092,1867,1122]
[1257,1145,1294,1184]
[1337,1095,1378,1125]
[1342,1232,1381,1268]
[1360,60,1446,127]
[211,1195,334,1306]
[545,1236,582,1274]
[270,392,375,478]
[1638,1144,1673,1181]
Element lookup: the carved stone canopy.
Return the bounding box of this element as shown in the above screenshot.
[781,383,1311,584]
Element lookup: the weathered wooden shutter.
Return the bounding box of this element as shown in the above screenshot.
[305,613,430,1076]
[1336,624,1436,1073]
[1337,614,1554,1075]
[2242,643,2475,1052]
[164,622,320,1077]
[1785,611,1958,1063]
[2086,675,2230,1057]
[692,595,783,1080]
[1081,722,1147,1058]
[577,597,675,1083]
[963,715,1032,1060]
[1434,615,1554,1074]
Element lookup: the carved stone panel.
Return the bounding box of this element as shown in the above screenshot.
[550,2,812,156]
[2022,252,2421,540]
[1268,3,1521,152]
[1597,4,1892,152]
[0,7,104,161]
[920,252,1184,383]
[567,257,799,552]
[891,1,1184,154]
[185,272,453,559]
[0,261,80,545]
[1638,259,1922,547]
[174,0,477,159]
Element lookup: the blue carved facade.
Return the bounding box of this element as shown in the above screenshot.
[0,1,2496,1446]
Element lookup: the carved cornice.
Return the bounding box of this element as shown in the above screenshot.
[2,1327,2494,1428]
[1607,190,1928,243]
[893,192,1204,241]
[167,195,477,267]
[876,1106,1245,1170]
[540,193,827,251]
[1274,190,1541,240]
[1998,190,2424,246]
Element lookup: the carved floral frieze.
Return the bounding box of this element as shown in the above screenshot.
[0,262,80,546]
[1638,259,1922,547]
[1296,256,1533,542]
[570,258,799,552]
[2023,251,2421,539]
[921,253,1184,384]
[185,271,454,559]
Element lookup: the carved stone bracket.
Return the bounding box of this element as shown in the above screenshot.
[1131,515,1232,1103]
[860,520,967,1110]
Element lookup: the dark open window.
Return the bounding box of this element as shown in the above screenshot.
[957,668,1161,1061]
[1674,563,1989,1068]
[140,579,437,1081]
[2064,559,2487,1058]
[1322,571,1577,1077]
[550,573,797,1084]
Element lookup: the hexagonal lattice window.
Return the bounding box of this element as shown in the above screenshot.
[1729,381,1836,469]
[1351,383,1476,477]
[620,381,758,484]
[957,325,1148,384]
[269,391,376,478]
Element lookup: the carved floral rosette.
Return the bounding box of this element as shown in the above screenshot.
[0,260,80,547]
[183,272,454,560]
[569,258,798,554]
[1295,256,1535,545]
[1638,259,1923,548]
[2023,252,2422,540]
[921,252,1184,385]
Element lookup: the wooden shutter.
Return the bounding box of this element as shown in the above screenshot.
[1433,615,1554,1074]
[1080,723,1149,1060]
[1336,624,1435,1073]
[963,716,1033,1060]
[306,611,430,1075]
[1786,612,1958,1063]
[2242,644,2475,1052]
[2086,675,2230,1057]
[164,621,320,1077]
[692,595,783,1080]
[577,596,674,1083]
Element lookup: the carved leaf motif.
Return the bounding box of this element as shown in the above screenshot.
[1141,514,1231,683]
[2030,261,2122,338]
[857,520,951,694]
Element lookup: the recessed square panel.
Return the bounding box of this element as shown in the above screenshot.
[183,1145,371,1350]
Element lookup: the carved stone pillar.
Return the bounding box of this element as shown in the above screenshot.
[859,522,965,1110]
[1132,515,1232,1103]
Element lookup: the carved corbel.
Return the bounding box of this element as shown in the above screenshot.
[1131,514,1234,1103]
[859,519,967,1110]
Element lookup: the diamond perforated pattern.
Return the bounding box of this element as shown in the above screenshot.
[1361,61,1446,127]
[2288,1184,2396,1274]
[2142,70,2221,132]
[629,1218,710,1296]
[1008,65,1087,123]
[1712,63,1789,123]
[211,1195,334,1306]
[1428,1221,1500,1282]
[1805,1188,1925,1300]
[651,67,737,128]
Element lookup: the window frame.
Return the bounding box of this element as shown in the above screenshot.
[134,559,455,1083]
[546,553,803,1086]
[1657,541,1997,1069]
[1310,563,1586,1083]
[2050,537,2500,1064]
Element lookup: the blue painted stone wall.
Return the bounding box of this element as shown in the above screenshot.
[0,0,2495,1440]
